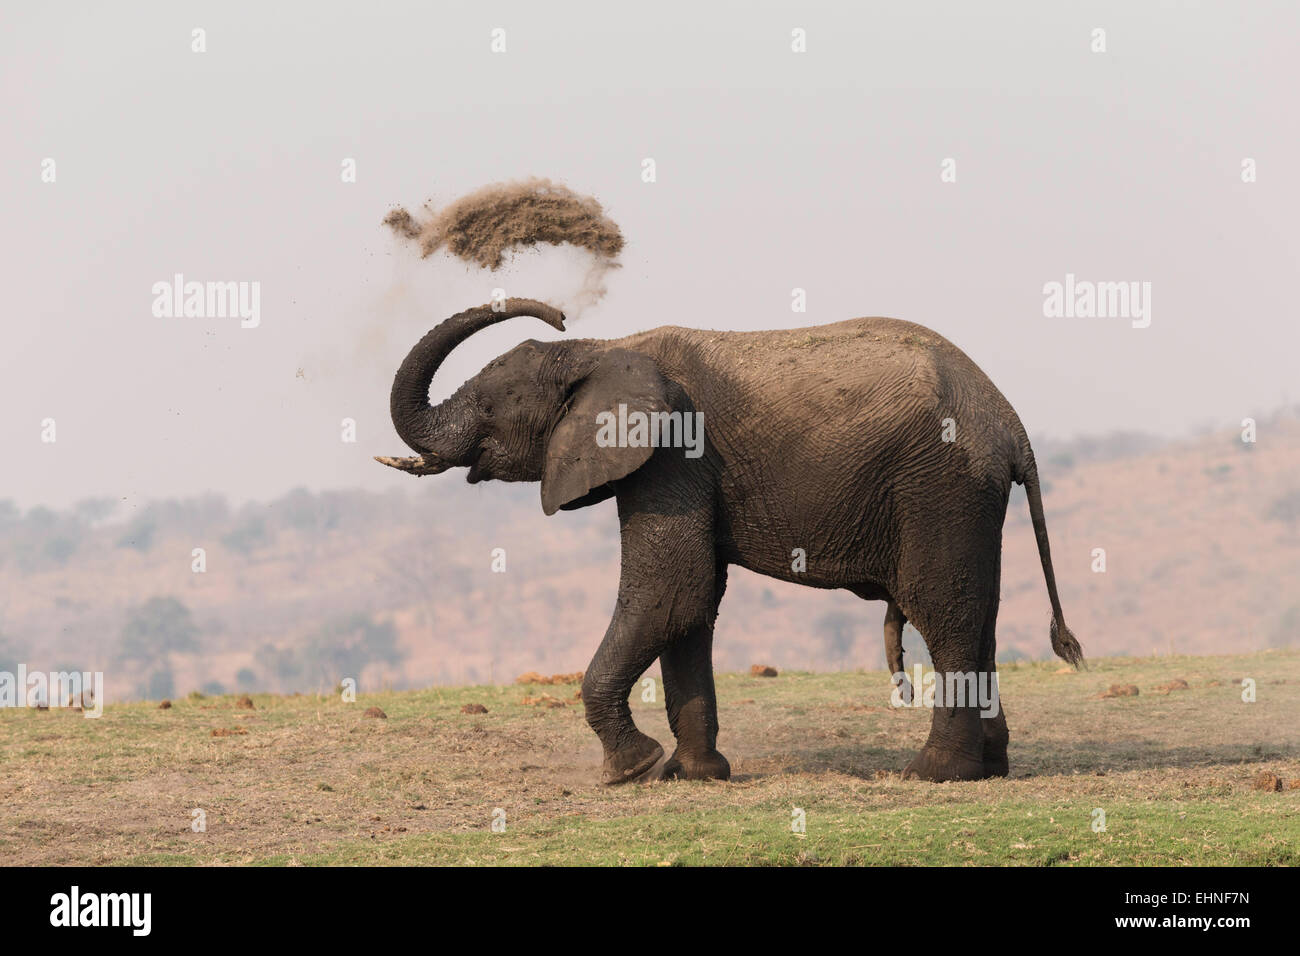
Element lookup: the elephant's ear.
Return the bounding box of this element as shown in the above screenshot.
[541,349,671,515]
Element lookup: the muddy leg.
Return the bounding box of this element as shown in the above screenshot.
[660,565,730,781]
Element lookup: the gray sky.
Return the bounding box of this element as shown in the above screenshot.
[4,1,1297,509]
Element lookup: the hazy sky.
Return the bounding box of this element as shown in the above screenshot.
[4,1,1297,510]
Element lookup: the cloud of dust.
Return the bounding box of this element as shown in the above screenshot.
[382,178,624,317]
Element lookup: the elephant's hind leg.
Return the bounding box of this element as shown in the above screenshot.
[978,603,1010,778]
[898,590,997,783]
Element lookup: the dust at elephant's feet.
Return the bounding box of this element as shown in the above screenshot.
[600,732,664,786]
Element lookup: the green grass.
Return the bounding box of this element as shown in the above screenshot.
[253,798,1299,867]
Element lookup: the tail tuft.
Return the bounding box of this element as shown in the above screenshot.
[1050,618,1086,670]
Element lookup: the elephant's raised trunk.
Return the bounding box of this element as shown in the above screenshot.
[382,298,566,473]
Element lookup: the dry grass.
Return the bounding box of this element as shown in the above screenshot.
[1,651,1297,865]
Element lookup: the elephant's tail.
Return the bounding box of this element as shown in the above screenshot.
[1016,449,1085,669]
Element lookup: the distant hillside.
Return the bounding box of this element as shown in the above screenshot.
[2,409,1298,700]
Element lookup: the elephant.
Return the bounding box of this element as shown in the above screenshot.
[882,599,910,701]
[378,298,1084,784]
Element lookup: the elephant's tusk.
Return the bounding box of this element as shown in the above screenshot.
[374,454,448,475]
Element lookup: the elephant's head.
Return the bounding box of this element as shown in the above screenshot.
[376,298,672,514]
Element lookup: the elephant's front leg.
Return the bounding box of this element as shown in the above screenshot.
[659,565,730,781]
[582,611,669,785]
[582,502,720,785]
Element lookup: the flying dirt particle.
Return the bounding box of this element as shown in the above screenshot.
[383,178,624,313]
[235,695,255,709]
[363,706,388,719]
[1252,771,1283,792]
[460,703,489,715]
[750,665,779,678]
[515,670,584,685]
[158,700,172,709]
[1098,683,1140,699]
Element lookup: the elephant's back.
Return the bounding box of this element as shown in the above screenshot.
[625,316,1027,487]
[627,316,1008,417]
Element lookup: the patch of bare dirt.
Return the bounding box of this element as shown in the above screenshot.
[521,693,569,709]
[516,671,584,685]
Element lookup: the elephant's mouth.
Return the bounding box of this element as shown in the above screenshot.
[465,446,487,484]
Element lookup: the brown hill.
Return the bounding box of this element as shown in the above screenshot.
[2,412,1297,700]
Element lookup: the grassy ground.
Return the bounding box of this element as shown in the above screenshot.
[2,651,1298,866]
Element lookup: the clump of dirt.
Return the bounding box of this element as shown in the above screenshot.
[1152,678,1190,695]
[516,671,584,685]
[158,700,172,710]
[521,693,568,709]
[363,706,388,719]
[460,703,489,715]
[1289,779,1300,790]
[235,695,255,710]
[751,665,779,678]
[1099,684,1140,699]
[211,727,248,737]
[384,178,624,312]
[1252,771,1282,792]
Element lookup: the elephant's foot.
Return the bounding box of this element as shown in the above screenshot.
[600,731,664,786]
[902,744,986,782]
[977,723,1008,780]
[982,705,1009,778]
[982,754,1009,778]
[660,747,731,782]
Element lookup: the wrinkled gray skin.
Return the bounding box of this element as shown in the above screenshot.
[379,299,1084,784]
